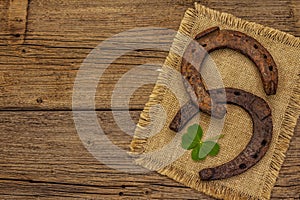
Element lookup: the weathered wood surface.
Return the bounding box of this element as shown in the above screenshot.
[0,112,299,199]
[0,0,299,199]
[0,0,299,110]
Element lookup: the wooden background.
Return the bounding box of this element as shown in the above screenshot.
[0,0,299,199]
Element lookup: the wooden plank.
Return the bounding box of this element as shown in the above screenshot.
[201,0,299,36]
[0,179,214,200]
[291,0,300,35]
[24,0,297,37]
[0,111,299,199]
[0,0,298,110]
[0,0,9,35]
[0,45,165,110]
[7,0,29,44]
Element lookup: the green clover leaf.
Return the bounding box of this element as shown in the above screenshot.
[181,124,223,161]
[208,142,220,156]
[191,144,203,161]
[181,124,203,150]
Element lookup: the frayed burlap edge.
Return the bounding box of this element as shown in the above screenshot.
[130,3,300,200]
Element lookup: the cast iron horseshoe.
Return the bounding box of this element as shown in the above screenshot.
[170,27,278,132]
[199,88,273,180]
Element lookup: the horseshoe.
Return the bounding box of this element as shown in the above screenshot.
[199,88,273,180]
[194,26,278,95]
[169,88,273,180]
[170,27,278,132]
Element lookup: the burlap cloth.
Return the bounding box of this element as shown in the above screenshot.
[130,3,300,199]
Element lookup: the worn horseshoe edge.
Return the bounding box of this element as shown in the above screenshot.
[199,88,273,180]
[170,27,278,132]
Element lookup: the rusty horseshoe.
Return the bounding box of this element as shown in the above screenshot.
[199,88,273,180]
[170,27,278,132]
[195,27,278,95]
[169,88,273,180]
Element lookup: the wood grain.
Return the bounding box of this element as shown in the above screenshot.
[0,111,299,199]
[0,0,299,199]
[7,0,29,44]
[0,0,298,110]
[292,0,300,34]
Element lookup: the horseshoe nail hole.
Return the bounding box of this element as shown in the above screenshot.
[254,44,258,49]
[119,192,124,196]
[202,43,207,47]
[234,91,241,96]
[239,164,247,169]
[263,54,267,59]
[269,66,273,71]
[252,153,258,159]
[261,139,267,146]
[22,49,26,53]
